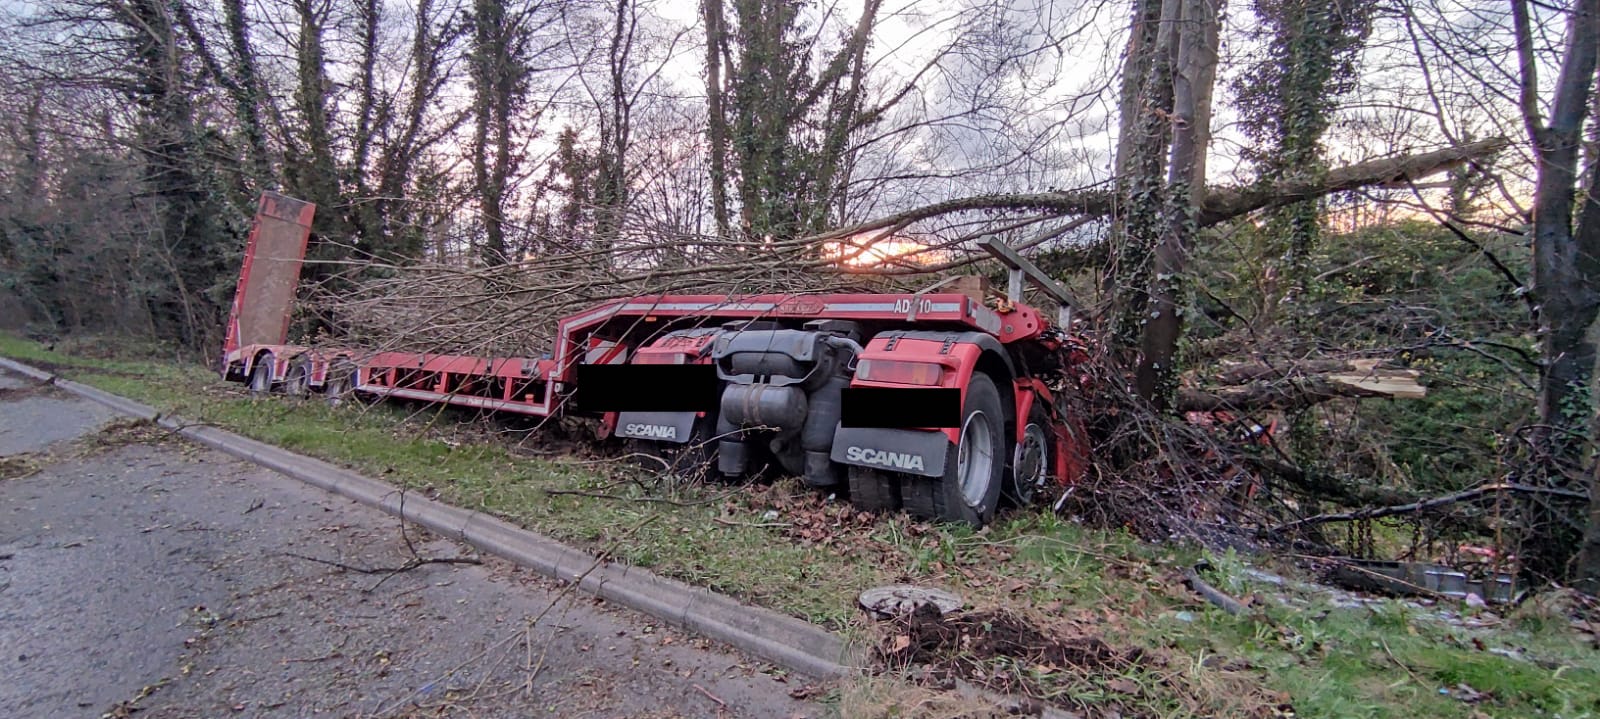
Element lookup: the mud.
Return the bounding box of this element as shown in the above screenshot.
[877,604,1143,704]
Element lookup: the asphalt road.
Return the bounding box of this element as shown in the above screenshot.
[0,369,822,718]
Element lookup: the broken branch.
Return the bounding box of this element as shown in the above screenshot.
[1272,482,1588,534]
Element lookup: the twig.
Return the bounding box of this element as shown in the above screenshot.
[543,488,738,507]
[281,551,482,579]
[711,517,790,529]
[1378,638,1425,687]
[693,683,727,708]
[1182,562,1249,616]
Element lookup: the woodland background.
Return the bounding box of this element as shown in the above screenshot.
[1,0,1598,589]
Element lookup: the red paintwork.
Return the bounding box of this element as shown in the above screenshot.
[598,329,722,438]
[850,334,983,447]
[222,193,315,358]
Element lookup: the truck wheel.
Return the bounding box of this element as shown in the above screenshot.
[1004,404,1051,507]
[902,372,1005,526]
[248,355,275,397]
[283,359,311,399]
[848,466,901,513]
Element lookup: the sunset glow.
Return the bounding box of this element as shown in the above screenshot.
[821,236,940,267]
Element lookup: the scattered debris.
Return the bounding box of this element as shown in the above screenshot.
[859,585,965,620]
[1331,559,1518,604]
[0,455,43,481]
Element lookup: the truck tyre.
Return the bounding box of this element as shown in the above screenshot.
[848,466,900,513]
[1003,404,1051,507]
[902,372,1005,526]
[283,358,311,399]
[248,355,275,397]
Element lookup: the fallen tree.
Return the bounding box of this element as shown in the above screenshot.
[803,138,1506,247]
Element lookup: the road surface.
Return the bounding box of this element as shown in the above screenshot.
[0,369,823,718]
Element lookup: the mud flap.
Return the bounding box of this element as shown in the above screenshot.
[830,426,949,478]
[614,411,700,444]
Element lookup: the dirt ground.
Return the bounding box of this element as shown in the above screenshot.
[0,368,824,718]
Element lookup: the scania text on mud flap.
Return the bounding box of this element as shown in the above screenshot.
[222,192,1094,528]
[844,446,927,473]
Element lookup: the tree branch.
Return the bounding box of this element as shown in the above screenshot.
[806,139,1508,244]
[1272,482,1588,534]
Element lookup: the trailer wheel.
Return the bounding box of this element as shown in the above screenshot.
[902,372,1005,526]
[324,360,356,406]
[848,466,901,513]
[1004,405,1051,507]
[248,356,275,397]
[283,358,312,399]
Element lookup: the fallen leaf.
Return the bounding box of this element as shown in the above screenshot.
[1106,678,1140,695]
[891,635,911,653]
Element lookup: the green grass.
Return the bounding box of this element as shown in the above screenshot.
[6,332,1599,719]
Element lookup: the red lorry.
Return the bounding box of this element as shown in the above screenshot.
[223,192,1092,527]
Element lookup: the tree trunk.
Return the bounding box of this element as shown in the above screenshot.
[1110,0,1176,354]
[1563,40,1600,591]
[286,0,344,262]
[469,0,528,267]
[806,137,1505,249]
[123,0,218,347]
[374,0,446,262]
[702,0,732,239]
[595,0,637,258]
[348,0,382,253]
[1510,0,1600,584]
[1114,0,1168,180]
[1136,0,1222,406]
[220,0,272,190]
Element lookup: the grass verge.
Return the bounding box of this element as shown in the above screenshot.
[5,333,1598,718]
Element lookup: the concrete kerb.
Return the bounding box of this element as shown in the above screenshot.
[0,357,52,381]
[0,355,862,681]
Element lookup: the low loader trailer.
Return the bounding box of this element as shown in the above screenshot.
[223,192,1093,527]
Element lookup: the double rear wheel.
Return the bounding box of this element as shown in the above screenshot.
[903,372,1005,526]
[848,374,1054,527]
